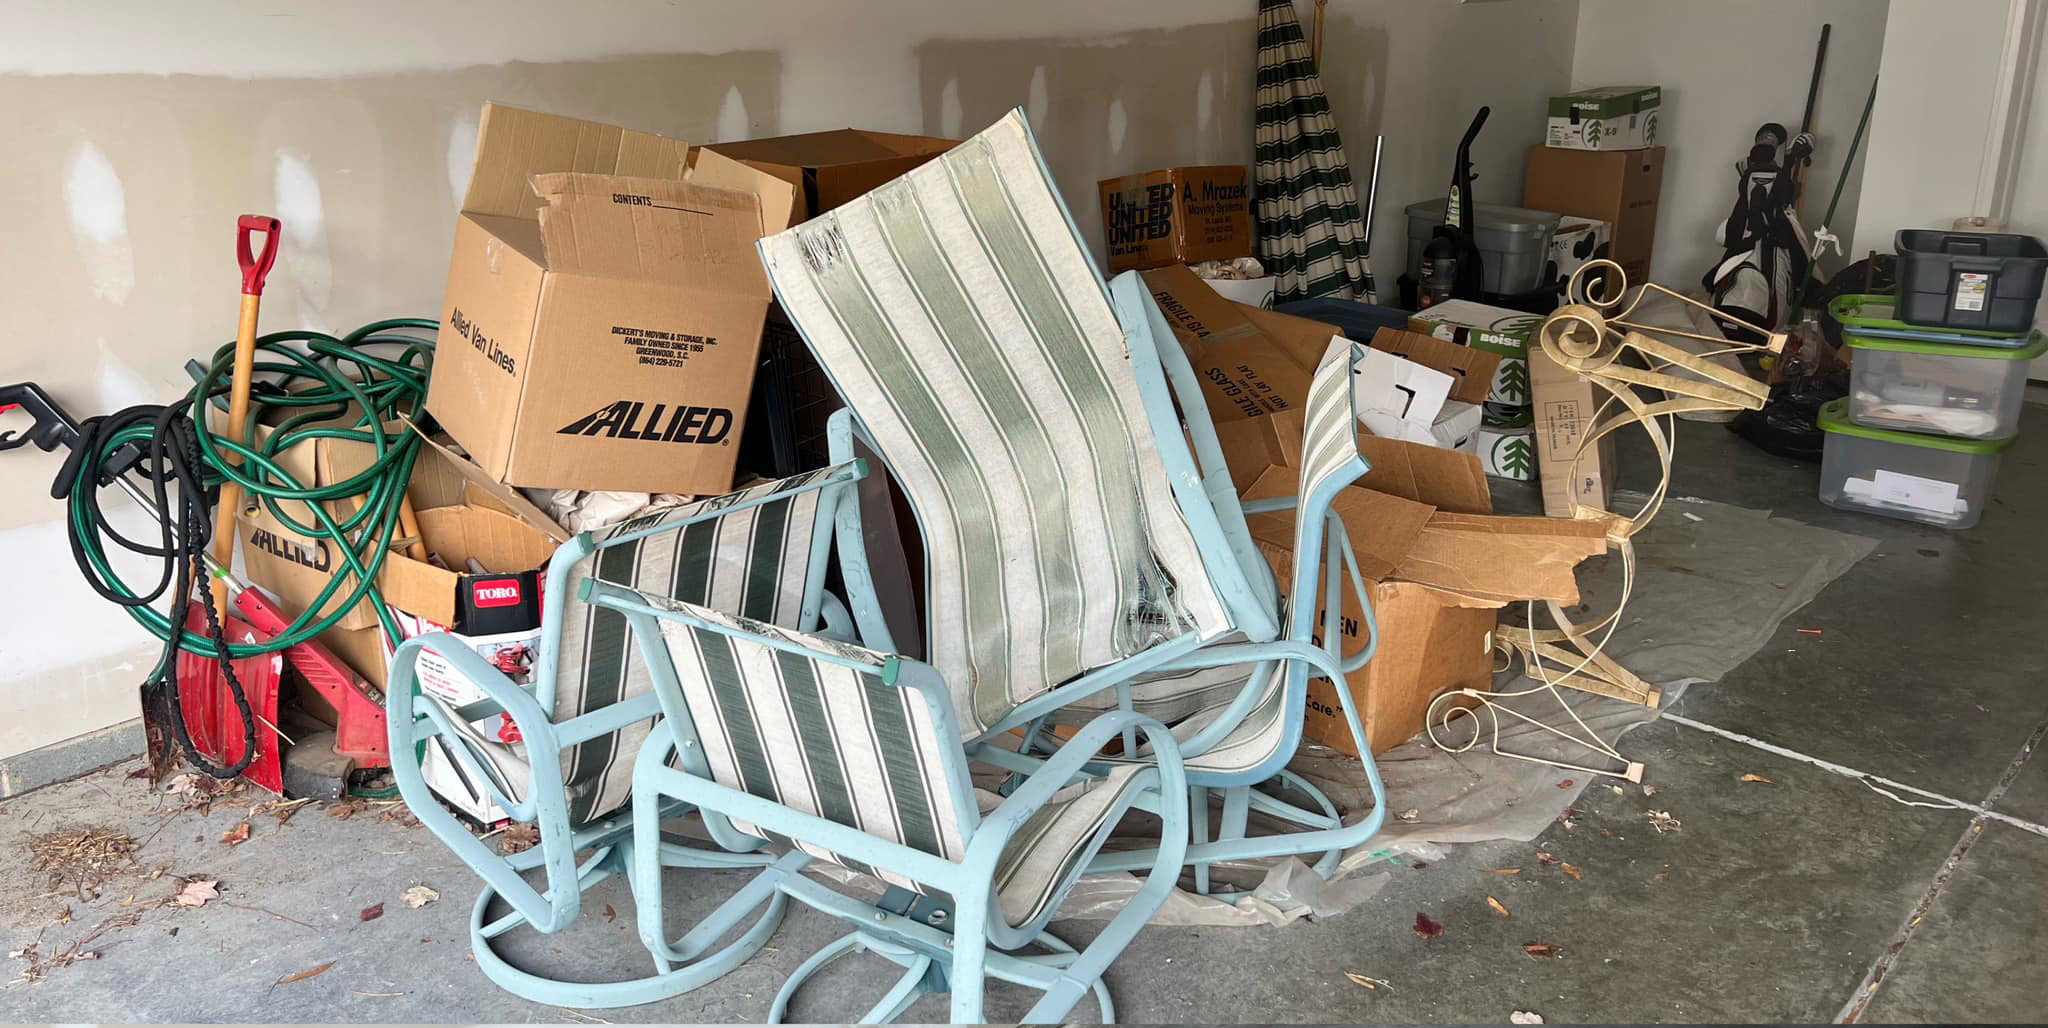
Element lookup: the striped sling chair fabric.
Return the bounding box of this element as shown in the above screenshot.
[649,596,1150,930]
[439,466,847,825]
[757,109,1233,736]
[1254,0,1377,305]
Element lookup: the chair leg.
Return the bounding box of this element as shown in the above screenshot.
[1188,785,1211,895]
[946,895,992,1025]
[767,930,935,1024]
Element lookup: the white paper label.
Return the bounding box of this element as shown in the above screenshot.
[1955,272,1988,312]
[1871,469,1961,514]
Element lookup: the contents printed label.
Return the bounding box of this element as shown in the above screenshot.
[1871,469,1961,515]
[1954,272,1988,312]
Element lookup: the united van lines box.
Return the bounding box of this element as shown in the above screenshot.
[704,128,957,228]
[1100,165,1254,273]
[428,102,795,495]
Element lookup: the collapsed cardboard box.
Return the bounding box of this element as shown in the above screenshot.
[427,103,796,496]
[1141,264,1336,424]
[1352,327,1500,453]
[703,128,958,229]
[239,426,570,690]
[1212,390,1607,757]
[1530,341,1618,518]
[1100,165,1254,273]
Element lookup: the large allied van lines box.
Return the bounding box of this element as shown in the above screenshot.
[1100,165,1254,273]
[427,102,795,496]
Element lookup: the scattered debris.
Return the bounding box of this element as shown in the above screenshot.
[259,798,314,825]
[1560,862,1583,881]
[1557,779,1574,789]
[28,826,137,898]
[1413,912,1444,938]
[499,823,542,854]
[1344,971,1391,991]
[1535,851,1558,867]
[1485,868,1521,876]
[1796,628,1823,635]
[1521,941,1561,959]
[401,886,439,909]
[1486,896,1510,918]
[1511,1010,1545,1024]
[174,879,220,907]
[1642,784,1657,796]
[377,804,422,830]
[166,773,243,815]
[602,904,617,923]
[7,912,141,984]
[1396,808,1420,823]
[359,903,384,922]
[1647,809,1682,833]
[326,798,369,821]
[1740,773,1775,784]
[1557,807,1579,830]
[220,822,252,846]
[1607,785,1624,796]
[275,961,336,986]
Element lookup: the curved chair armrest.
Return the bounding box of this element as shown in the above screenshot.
[590,460,867,553]
[973,710,1184,846]
[387,635,582,933]
[1240,494,1300,515]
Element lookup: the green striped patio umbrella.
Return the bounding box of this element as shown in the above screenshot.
[1255,0,1376,305]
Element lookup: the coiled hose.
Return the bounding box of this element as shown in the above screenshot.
[62,318,436,777]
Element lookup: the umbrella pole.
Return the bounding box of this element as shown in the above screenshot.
[1312,0,1328,67]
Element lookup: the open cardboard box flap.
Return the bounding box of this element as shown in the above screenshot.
[463,103,692,221]
[1142,265,1338,423]
[529,172,775,294]
[1366,327,1500,406]
[1212,405,1493,513]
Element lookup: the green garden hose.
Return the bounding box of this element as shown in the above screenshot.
[62,318,435,772]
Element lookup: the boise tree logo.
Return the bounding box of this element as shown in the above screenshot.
[1643,111,1659,146]
[1495,359,1530,404]
[1584,119,1604,146]
[1491,434,1536,480]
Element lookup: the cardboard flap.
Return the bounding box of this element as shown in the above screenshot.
[1391,513,1609,604]
[1369,328,1501,405]
[532,172,771,293]
[461,103,691,221]
[1352,344,1454,432]
[687,148,796,240]
[1242,467,1434,583]
[409,427,571,543]
[1355,434,1494,515]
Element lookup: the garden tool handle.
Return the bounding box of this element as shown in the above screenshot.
[211,216,282,616]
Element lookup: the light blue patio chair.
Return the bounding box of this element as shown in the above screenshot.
[385,462,863,1006]
[754,108,1389,894]
[580,583,1189,1022]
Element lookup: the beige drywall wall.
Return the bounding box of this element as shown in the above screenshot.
[0,0,1579,763]
[1573,0,1889,287]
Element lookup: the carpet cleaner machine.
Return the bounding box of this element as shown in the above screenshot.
[1,216,438,798]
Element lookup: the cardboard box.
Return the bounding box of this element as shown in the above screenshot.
[703,128,957,228]
[1541,215,1612,296]
[239,428,570,641]
[1546,86,1661,151]
[1407,300,1546,412]
[1350,328,1500,454]
[1479,422,1539,481]
[1529,343,1617,517]
[1524,145,1665,283]
[1141,265,1337,423]
[1226,412,1607,755]
[427,103,796,495]
[1100,165,1254,273]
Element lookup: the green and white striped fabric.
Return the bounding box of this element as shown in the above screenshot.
[1255,0,1377,306]
[759,110,1232,736]
[653,598,1148,929]
[434,467,841,827]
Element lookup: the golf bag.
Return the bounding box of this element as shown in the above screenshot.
[1703,124,1816,341]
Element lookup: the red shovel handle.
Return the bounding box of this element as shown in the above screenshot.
[237,215,281,296]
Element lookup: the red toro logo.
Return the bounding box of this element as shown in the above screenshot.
[471,580,522,608]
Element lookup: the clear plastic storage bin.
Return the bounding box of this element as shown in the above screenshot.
[1817,399,2012,529]
[1846,329,2046,439]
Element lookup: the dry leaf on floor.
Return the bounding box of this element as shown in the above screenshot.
[401,886,438,909]
[1511,1010,1545,1024]
[1740,773,1774,784]
[603,904,617,923]
[1485,868,1521,876]
[1343,971,1391,990]
[175,879,219,907]
[1486,896,1510,918]
[1648,810,1682,833]
[1396,808,1420,823]
[1560,862,1582,881]
[499,823,542,854]
[1557,779,1573,789]
[220,822,251,846]
[1413,912,1444,938]
[1535,851,1557,867]
[275,961,335,986]
[326,799,367,821]
[1521,941,1560,959]
[359,903,383,922]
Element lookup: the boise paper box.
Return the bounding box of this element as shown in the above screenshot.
[1546,86,1661,151]
[1407,300,1545,414]
[1217,403,1606,756]
[1530,343,1617,517]
[1100,165,1254,273]
[428,103,795,495]
[704,128,956,229]
[1525,145,1665,283]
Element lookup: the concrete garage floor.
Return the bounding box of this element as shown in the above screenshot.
[1,406,2044,1024]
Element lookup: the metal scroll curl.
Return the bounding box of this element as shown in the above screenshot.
[1427,260,1784,781]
